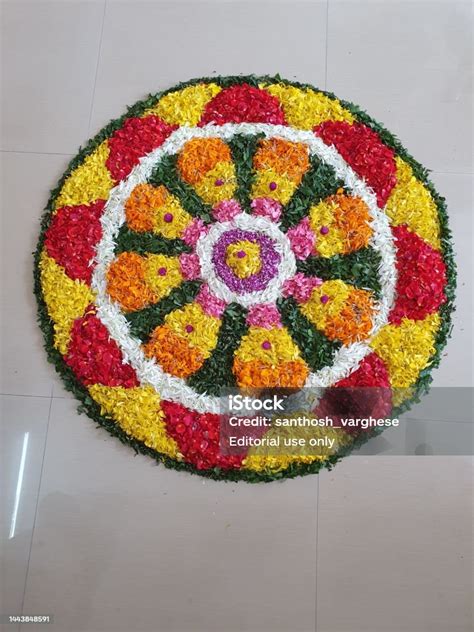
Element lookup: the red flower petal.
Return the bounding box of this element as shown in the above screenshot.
[161,401,245,471]
[44,200,104,284]
[336,353,391,389]
[199,84,286,126]
[65,309,139,387]
[106,115,177,181]
[315,353,392,432]
[389,225,447,324]
[315,121,397,207]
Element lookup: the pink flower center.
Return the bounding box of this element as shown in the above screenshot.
[215,178,224,186]
[185,324,194,334]
[269,181,277,191]
[320,295,329,304]
[320,225,329,235]
[261,340,272,350]
[158,267,167,276]
[236,250,246,258]
[163,212,173,223]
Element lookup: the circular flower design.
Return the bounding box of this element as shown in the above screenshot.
[35,76,455,481]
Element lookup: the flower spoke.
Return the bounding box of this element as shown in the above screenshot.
[296,248,382,297]
[125,280,201,341]
[187,303,248,395]
[277,296,340,372]
[279,157,344,231]
[227,133,263,213]
[149,153,214,223]
[114,224,192,256]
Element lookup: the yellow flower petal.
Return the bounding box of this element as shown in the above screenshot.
[234,327,303,364]
[39,250,95,354]
[144,254,183,299]
[153,194,193,239]
[193,162,237,205]
[54,142,114,210]
[370,314,441,388]
[251,169,297,205]
[144,83,222,126]
[263,84,354,129]
[226,240,261,278]
[385,158,441,249]
[243,427,349,472]
[88,384,178,457]
[164,303,220,357]
[300,280,351,329]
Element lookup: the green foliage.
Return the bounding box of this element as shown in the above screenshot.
[187,303,249,395]
[114,225,191,256]
[280,157,344,230]
[228,134,263,213]
[297,247,382,297]
[277,297,340,371]
[149,153,213,223]
[125,280,201,341]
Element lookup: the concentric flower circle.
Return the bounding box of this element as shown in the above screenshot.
[35,76,455,482]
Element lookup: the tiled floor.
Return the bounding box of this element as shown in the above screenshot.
[1,1,472,631]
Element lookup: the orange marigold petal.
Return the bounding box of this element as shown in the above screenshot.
[125,183,169,232]
[324,289,374,344]
[332,194,373,253]
[106,252,156,312]
[233,359,308,388]
[143,327,205,378]
[253,138,310,184]
[177,138,232,185]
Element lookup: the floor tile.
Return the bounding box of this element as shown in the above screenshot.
[22,398,318,632]
[89,0,327,133]
[0,152,72,397]
[0,395,51,620]
[51,382,74,400]
[1,1,105,154]
[430,173,473,387]
[316,456,473,632]
[327,1,473,174]
[357,417,473,458]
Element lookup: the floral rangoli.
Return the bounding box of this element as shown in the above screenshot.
[35,76,455,481]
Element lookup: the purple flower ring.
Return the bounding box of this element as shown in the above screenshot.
[195,212,297,308]
[211,228,281,293]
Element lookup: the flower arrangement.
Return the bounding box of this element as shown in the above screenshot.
[34,76,455,482]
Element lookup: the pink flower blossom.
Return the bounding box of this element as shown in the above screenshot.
[179,253,201,280]
[212,199,242,222]
[250,197,282,222]
[282,273,323,303]
[287,217,315,260]
[196,284,227,317]
[246,304,282,329]
[182,218,208,246]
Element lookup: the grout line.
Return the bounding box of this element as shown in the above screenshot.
[431,170,473,176]
[324,0,329,91]
[0,150,73,157]
[314,475,320,632]
[19,387,54,617]
[1,393,52,399]
[87,0,107,135]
